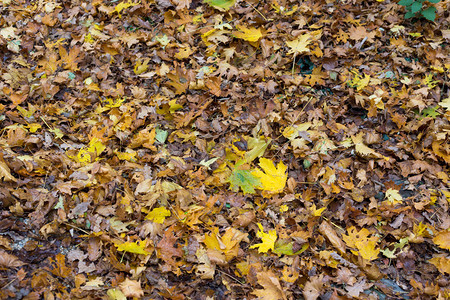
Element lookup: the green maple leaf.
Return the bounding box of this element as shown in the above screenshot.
[229,169,261,194]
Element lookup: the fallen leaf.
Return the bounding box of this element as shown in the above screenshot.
[229,169,261,194]
[252,270,287,300]
[250,223,277,253]
[119,278,144,298]
[286,34,312,55]
[343,227,380,261]
[429,256,450,274]
[115,240,152,255]
[251,158,287,194]
[0,160,17,182]
[145,206,171,224]
[433,230,450,250]
[352,132,387,160]
[233,25,263,42]
[0,250,26,268]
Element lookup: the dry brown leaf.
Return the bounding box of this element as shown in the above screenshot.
[119,278,144,298]
[0,250,26,268]
[252,270,287,300]
[319,222,346,254]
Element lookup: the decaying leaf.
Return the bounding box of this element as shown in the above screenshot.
[0,250,25,268]
[252,271,287,300]
[0,160,16,182]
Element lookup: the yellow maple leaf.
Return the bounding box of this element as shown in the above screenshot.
[115,240,152,255]
[68,137,106,165]
[286,34,311,55]
[111,0,139,18]
[348,70,370,91]
[233,25,263,42]
[251,158,287,194]
[429,256,450,274]
[145,207,171,224]
[204,227,247,261]
[310,204,326,217]
[250,223,277,253]
[433,231,450,250]
[343,226,380,261]
[384,188,402,205]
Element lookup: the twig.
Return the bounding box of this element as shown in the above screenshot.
[245,1,269,22]
[217,269,245,285]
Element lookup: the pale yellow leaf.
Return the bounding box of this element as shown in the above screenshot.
[286,34,311,55]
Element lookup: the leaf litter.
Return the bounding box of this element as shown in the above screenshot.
[0,0,449,299]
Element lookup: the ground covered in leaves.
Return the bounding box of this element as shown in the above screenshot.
[0,0,449,299]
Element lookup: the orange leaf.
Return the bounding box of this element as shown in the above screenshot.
[433,231,450,250]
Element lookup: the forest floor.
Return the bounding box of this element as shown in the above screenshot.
[0,0,449,299]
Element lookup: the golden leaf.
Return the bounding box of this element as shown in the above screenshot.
[251,158,287,194]
[343,226,380,261]
[250,223,277,253]
[233,25,263,42]
[433,231,450,250]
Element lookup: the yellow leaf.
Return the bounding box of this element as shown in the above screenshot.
[145,207,171,224]
[310,204,326,217]
[429,256,450,274]
[343,226,380,261]
[26,123,42,133]
[233,25,263,42]
[251,158,287,194]
[114,149,137,162]
[384,188,402,205]
[107,288,127,300]
[111,0,139,18]
[204,227,247,261]
[433,230,450,250]
[115,240,152,255]
[348,70,370,91]
[134,58,150,75]
[250,223,277,253]
[351,132,388,160]
[286,34,311,55]
[279,205,288,213]
[175,46,193,60]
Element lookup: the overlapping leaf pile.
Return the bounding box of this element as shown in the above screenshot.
[0,0,449,299]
